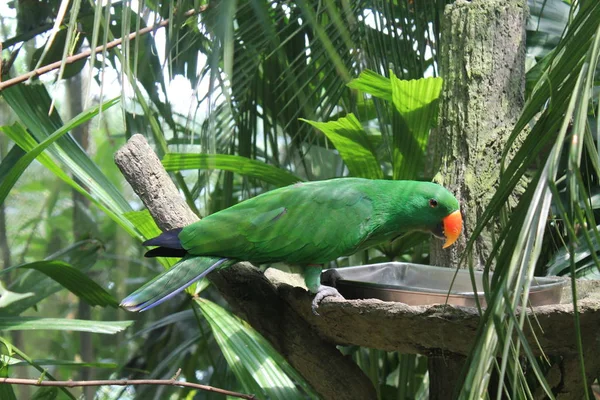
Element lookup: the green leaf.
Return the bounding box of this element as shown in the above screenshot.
[130,310,194,339]
[29,29,86,81]
[2,240,104,316]
[526,49,555,99]
[0,317,132,334]
[17,261,119,308]
[347,69,392,101]
[1,125,138,238]
[389,74,443,180]
[0,355,117,369]
[0,96,117,206]
[195,298,315,399]
[528,0,570,59]
[300,114,383,179]
[0,145,25,185]
[0,338,75,399]
[162,153,303,187]
[0,364,17,400]
[1,84,138,237]
[0,282,33,309]
[30,387,58,400]
[124,210,163,240]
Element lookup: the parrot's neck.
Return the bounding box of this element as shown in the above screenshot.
[369,184,436,238]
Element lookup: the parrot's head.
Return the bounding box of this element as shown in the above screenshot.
[403,182,462,249]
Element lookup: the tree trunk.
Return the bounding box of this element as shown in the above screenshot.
[428,0,527,396]
[429,0,527,270]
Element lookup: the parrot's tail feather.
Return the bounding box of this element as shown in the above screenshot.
[144,247,188,258]
[143,228,185,258]
[120,256,232,312]
[143,228,184,248]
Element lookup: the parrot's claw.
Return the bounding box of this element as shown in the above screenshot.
[311,285,344,316]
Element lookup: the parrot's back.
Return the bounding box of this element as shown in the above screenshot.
[179,179,378,264]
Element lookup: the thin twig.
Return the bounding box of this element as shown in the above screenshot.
[0,7,207,91]
[0,370,256,400]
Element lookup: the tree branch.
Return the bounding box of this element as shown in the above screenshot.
[0,369,255,399]
[0,7,207,91]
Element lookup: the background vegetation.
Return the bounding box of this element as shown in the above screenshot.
[0,0,598,399]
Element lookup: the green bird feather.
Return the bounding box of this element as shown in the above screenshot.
[121,178,462,313]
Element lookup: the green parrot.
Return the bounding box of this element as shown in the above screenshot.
[121,178,462,314]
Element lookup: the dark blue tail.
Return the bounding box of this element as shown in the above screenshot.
[143,228,187,258]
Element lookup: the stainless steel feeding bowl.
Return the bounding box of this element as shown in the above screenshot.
[321,262,568,307]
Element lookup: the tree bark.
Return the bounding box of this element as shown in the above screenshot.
[427,0,527,397]
[429,0,527,270]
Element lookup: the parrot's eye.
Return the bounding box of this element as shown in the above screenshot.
[429,199,438,208]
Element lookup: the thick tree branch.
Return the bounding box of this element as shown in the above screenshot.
[0,369,255,399]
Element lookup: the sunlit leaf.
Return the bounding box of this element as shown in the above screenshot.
[300,114,383,179]
[0,355,118,369]
[347,69,392,101]
[0,96,117,206]
[1,84,138,236]
[389,74,443,180]
[196,298,315,399]
[0,124,138,237]
[0,282,33,309]
[124,210,162,240]
[0,317,131,334]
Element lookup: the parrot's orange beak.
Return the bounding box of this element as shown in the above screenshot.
[442,210,462,249]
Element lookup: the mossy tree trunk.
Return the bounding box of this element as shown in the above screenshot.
[427,0,527,397]
[429,0,527,270]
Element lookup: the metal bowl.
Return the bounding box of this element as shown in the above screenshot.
[321,262,567,307]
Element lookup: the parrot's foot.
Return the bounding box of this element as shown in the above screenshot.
[311,285,344,316]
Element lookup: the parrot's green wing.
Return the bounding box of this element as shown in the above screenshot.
[120,255,236,312]
[179,181,376,264]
